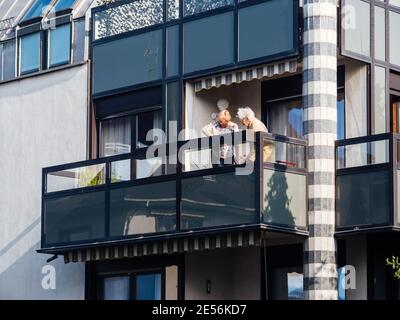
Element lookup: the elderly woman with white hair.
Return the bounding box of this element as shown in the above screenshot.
[236,107,275,162]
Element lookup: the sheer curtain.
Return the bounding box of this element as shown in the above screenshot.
[266,98,303,165]
[100,117,132,157]
[100,117,132,181]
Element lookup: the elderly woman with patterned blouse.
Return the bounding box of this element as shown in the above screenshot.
[236,107,275,163]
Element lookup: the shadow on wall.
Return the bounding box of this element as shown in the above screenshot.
[263,170,295,227]
[0,218,85,299]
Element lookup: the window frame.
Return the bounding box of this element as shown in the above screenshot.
[18,31,42,76]
[98,269,165,300]
[47,22,72,68]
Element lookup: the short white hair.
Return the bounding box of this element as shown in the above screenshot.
[237,107,255,121]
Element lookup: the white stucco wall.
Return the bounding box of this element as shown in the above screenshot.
[0,64,88,299]
[185,247,261,300]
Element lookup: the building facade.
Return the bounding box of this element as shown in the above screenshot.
[1,0,400,300]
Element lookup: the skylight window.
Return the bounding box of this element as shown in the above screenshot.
[53,0,77,12]
[22,0,52,21]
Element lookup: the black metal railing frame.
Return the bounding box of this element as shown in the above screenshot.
[41,131,307,249]
[335,133,400,232]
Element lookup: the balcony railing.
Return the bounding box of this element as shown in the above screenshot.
[336,133,400,232]
[41,131,307,250]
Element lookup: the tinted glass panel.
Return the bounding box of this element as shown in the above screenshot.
[22,0,52,21]
[109,181,176,237]
[181,172,257,230]
[46,164,106,192]
[336,170,390,228]
[183,12,234,74]
[20,32,40,74]
[390,11,400,66]
[136,274,162,300]
[45,191,106,245]
[263,170,306,228]
[166,25,179,78]
[238,0,294,62]
[1,40,15,81]
[184,0,234,16]
[343,0,370,57]
[103,277,130,300]
[94,0,163,40]
[49,24,71,66]
[93,30,163,94]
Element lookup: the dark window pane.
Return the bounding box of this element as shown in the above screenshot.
[136,109,162,147]
[337,91,345,140]
[136,274,162,300]
[181,172,257,230]
[183,12,234,74]
[103,277,130,300]
[166,25,179,78]
[44,191,106,245]
[263,170,306,228]
[109,181,176,237]
[54,0,76,11]
[238,0,294,62]
[49,24,71,67]
[20,32,41,74]
[22,0,52,21]
[336,170,390,228]
[183,0,234,16]
[94,0,163,40]
[166,82,180,142]
[93,30,163,94]
[72,18,85,64]
[1,40,15,81]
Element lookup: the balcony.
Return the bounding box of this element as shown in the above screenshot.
[39,131,307,254]
[336,134,400,233]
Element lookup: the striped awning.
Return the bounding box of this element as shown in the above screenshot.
[194,59,299,92]
[64,230,263,263]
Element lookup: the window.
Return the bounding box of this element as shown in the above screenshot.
[99,109,163,157]
[22,0,52,21]
[183,12,234,74]
[48,24,71,67]
[375,6,386,62]
[101,272,162,300]
[19,32,41,74]
[183,0,234,17]
[0,40,16,81]
[373,65,387,134]
[390,11,400,67]
[342,0,371,58]
[238,0,294,62]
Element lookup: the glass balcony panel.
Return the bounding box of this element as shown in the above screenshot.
[336,139,389,169]
[264,139,305,169]
[46,164,106,192]
[336,170,390,228]
[109,181,176,237]
[181,172,257,230]
[263,169,306,229]
[44,191,106,245]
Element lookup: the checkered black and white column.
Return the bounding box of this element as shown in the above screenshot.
[303,0,338,300]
